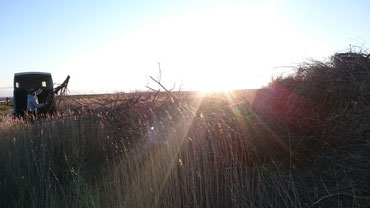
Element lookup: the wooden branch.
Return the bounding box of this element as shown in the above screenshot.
[150,76,170,92]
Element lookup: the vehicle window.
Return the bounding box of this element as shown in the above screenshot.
[42,81,47,87]
[16,82,19,88]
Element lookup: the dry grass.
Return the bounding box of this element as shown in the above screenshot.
[0,51,369,207]
[0,98,12,116]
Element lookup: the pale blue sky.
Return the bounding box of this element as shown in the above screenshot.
[1,0,369,96]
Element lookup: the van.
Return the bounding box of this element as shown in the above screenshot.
[13,72,56,116]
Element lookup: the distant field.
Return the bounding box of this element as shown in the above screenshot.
[0,97,12,115]
[53,89,258,113]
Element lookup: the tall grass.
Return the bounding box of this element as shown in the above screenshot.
[0,51,369,207]
[0,101,302,208]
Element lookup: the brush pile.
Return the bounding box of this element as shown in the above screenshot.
[247,51,370,206]
[253,52,369,142]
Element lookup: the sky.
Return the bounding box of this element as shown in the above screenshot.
[0,0,369,96]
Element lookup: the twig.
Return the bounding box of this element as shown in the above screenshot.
[308,193,369,208]
[150,76,170,92]
[149,76,180,104]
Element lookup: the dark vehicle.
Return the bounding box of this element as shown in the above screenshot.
[13,72,56,116]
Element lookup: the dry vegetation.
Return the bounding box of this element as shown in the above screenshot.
[0,98,12,116]
[0,51,369,207]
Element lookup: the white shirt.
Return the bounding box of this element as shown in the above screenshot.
[27,94,45,112]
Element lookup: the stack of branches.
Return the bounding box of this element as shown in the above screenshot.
[249,51,370,155]
[55,81,184,153]
[259,52,370,141]
[245,51,370,206]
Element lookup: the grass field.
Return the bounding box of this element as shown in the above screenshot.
[0,98,12,116]
[0,52,369,207]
